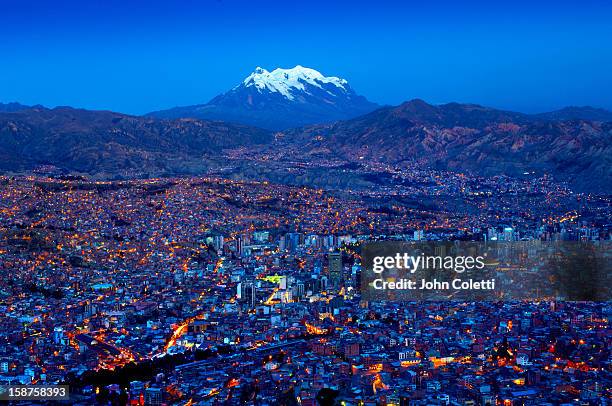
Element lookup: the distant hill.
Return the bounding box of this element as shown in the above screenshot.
[147,65,379,130]
[0,106,271,176]
[0,102,45,112]
[534,106,612,122]
[281,100,612,192]
[1,100,610,193]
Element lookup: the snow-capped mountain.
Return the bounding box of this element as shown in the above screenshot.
[148,66,379,130]
[240,65,349,100]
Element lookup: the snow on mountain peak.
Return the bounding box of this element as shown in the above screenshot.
[240,65,349,100]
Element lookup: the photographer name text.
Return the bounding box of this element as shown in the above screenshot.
[372,278,495,290]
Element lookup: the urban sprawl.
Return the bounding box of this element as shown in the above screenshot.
[0,171,610,405]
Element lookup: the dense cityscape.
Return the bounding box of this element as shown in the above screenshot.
[0,171,610,405]
[2,0,612,404]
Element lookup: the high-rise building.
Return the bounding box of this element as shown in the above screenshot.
[236,236,243,257]
[503,227,515,241]
[238,280,256,307]
[285,232,301,252]
[53,327,64,344]
[328,252,342,286]
[144,387,162,406]
[253,231,269,243]
[320,275,329,292]
[295,282,305,299]
[414,229,424,241]
[213,234,224,252]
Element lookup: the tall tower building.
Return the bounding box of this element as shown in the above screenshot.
[414,229,424,241]
[239,280,256,308]
[328,252,342,287]
[213,235,224,252]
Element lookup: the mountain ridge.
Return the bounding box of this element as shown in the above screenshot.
[535,105,612,122]
[279,99,611,192]
[0,102,46,112]
[1,99,610,193]
[0,106,271,176]
[147,66,379,130]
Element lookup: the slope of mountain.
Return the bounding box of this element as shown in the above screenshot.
[148,66,379,130]
[535,106,612,122]
[281,100,612,192]
[0,102,45,112]
[0,106,271,176]
[2,100,610,193]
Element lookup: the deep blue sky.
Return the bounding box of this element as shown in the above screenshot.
[1,0,611,114]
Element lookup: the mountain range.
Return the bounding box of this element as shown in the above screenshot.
[0,102,45,112]
[0,106,270,176]
[534,106,612,122]
[146,66,612,128]
[280,99,612,192]
[1,66,611,192]
[147,66,379,130]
